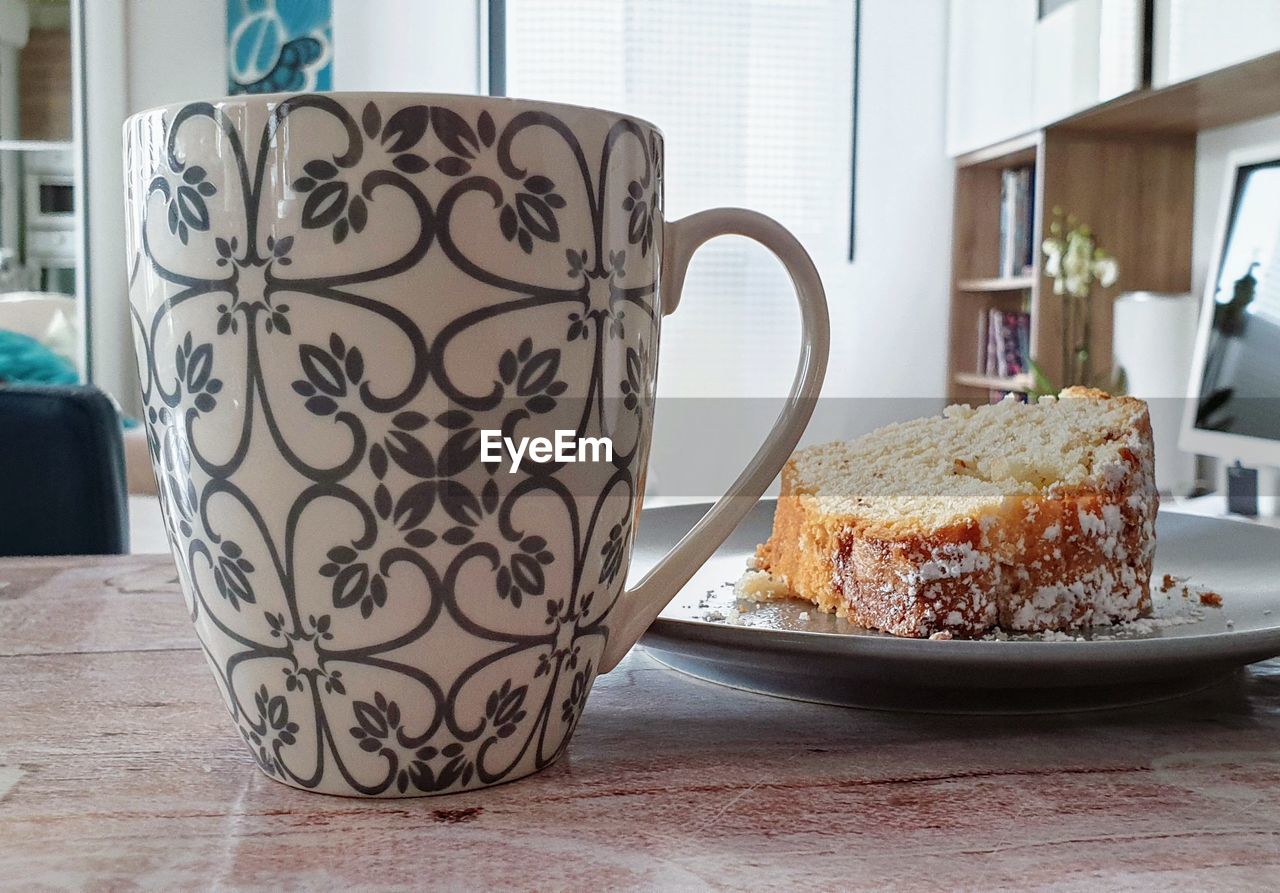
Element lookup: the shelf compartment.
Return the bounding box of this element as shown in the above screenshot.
[0,140,74,152]
[953,372,1033,392]
[956,275,1036,293]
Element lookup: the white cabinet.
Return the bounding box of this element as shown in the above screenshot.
[947,0,1144,155]
[1153,0,1280,87]
[946,0,1037,156]
[1032,0,1144,125]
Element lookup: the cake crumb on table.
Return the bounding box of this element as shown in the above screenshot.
[1198,591,1223,607]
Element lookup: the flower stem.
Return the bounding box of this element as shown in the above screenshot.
[1080,291,1092,387]
[1061,294,1073,388]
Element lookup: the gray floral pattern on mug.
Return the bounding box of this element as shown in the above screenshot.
[126,95,661,796]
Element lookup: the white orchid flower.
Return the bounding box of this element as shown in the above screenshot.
[1042,239,1063,278]
[1063,242,1093,297]
[1064,234,1092,271]
[1091,254,1118,288]
[1042,210,1119,302]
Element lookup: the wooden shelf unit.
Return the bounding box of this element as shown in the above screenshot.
[947,129,1194,402]
[947,50,1280,404]
[947,134,1043,403]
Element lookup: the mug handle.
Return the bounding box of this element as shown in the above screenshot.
[598,208,830,672]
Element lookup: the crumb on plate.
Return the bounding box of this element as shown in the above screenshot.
[735,568,791,602]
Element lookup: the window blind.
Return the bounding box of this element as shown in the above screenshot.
[505,0,854,398]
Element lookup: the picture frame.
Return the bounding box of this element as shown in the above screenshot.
[227,0,333,95]
[1180,141,1280,468]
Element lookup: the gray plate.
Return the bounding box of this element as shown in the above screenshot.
[633,500,1280,713]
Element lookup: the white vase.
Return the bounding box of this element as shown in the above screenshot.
[1113,291,1199,496]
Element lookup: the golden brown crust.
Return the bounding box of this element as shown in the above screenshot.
[756,396,1159,638]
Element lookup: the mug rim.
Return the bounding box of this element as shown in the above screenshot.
[125,90,664,139]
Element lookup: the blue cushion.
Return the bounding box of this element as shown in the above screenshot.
[0,328,79,385]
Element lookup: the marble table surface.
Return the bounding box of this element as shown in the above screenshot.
[3,554,1280,891]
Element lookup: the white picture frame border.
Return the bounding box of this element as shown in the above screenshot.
[1180,140,1280,468]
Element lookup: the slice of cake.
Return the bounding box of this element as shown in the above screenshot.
[752,388,1158,638]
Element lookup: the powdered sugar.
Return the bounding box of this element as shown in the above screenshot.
[899,541,992,595]
[981,586,1206,640]
[719,563,1217,642]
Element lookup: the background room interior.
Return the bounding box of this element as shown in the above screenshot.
[9,2,1280,886]
[0,0,1276,529]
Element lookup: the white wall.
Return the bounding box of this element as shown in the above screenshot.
[333,0,480,94]
[124,0,226,112]
[837,0,952,399]
[0,0,28,39]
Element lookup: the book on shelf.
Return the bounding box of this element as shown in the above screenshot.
[980,308,1031,403]
[998,167,1035,279]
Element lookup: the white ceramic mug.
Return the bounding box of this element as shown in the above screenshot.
[125,93,828,796]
